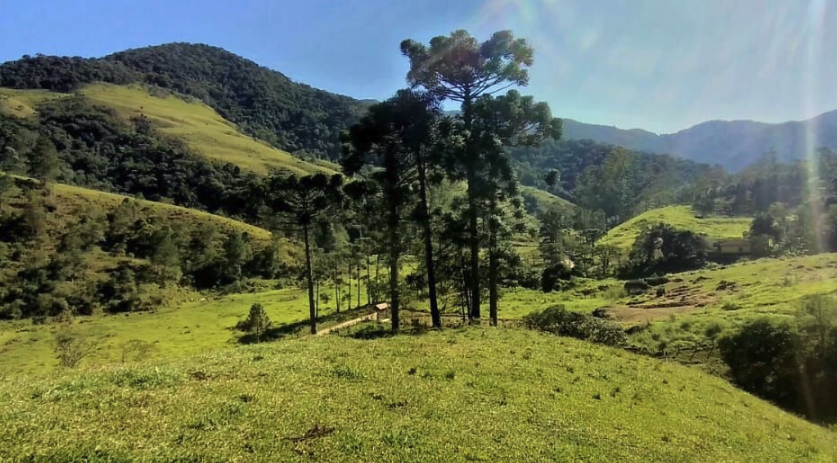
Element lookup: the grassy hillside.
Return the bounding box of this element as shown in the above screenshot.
[0,87,66,118]
[0,84,336,176]
[0,44,367,158]
[77,84,336,175]
[520,185,574,211]
[51,182,272,242]
[600,205,751,250]
[0,288,321,375]
[2,327,835,462]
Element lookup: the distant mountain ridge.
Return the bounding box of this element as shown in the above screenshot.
[562,110,837,171]
[3,42,835,171]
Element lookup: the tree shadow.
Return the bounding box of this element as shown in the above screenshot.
[236,319,310,345]
[345,319,435,340]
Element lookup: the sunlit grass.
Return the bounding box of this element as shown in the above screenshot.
[76,83,337,175]
[2,327,835,461]
[0,87,68,118]
[599,205,751,250]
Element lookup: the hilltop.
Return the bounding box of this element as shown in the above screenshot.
[599,205,751,250]
[2,327,835,462]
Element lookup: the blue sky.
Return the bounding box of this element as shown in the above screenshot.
[1,0,835,134]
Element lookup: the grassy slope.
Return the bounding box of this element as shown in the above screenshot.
[0,87,67,118]
[520,185,575,210]
[0,84,336,175]
[625,253,837,356]
[52,182,272,241]
[2,328,835,462]
[78,84,337,175]
[0,288,319,375]
[600,205,751,250]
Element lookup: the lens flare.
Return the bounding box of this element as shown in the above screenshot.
[804,0,826,254]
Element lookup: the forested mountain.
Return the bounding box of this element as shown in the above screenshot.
[0,43,368,158]
[511,138,713,223]
[563,111,837,171]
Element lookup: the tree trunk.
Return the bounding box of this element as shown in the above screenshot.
[356,264,361,308]
[417,154,441,329]
[459,254,469,323]
[347,262,352,310]
[461,92,480,322]
[466,171,480,322]
[489,203,499,326]
[302,224,317,335]
[334,281,340,314]
[366,254,372,306]
[389,204,400,332]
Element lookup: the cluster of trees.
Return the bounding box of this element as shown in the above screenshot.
[624,224,708,277]
[720,295,837,422]
[231,30,565,333]
[0,178,289,319]
[511,138,712,228]
[0,43,368,159]
[689,151,837,217]
[686,150,837,258]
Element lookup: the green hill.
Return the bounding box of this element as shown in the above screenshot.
[520,185,574,211]
[599,205,751,250]
[2,327,834,462]
[1,84,334,176]
[0,43,367,159]
[78,84,336,175]
[51,181,273,241]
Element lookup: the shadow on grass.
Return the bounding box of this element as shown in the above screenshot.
[236,319,310,345]
[343,320,435,340]
[235,306,379,345]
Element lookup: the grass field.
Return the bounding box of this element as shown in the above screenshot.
[0,87,67,118]
[7,252,837,375]
[2,327,835,462]
[0,282,380,375]
[76,84,337,175]
[599,205,751,250]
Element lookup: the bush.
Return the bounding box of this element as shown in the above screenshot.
[541,263,573,293]
[237,303,272,343]
[523,305,627,346]
[54,330,89,368]
[719,319,801,413]
[624,223,708,277]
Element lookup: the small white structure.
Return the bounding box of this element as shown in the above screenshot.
[375,302,390,321]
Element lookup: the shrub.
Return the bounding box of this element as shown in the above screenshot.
[54,330,89,368]
[719,319,800,411]
[541,263,572,293]
[624,223,708,277]
[120,339,155,363]
[523,305,627,346]
[237,303,271,342]
[720,299,740,311]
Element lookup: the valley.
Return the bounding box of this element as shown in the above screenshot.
[2,21,837,462]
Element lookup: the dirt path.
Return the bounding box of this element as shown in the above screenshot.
[317,313,377,336]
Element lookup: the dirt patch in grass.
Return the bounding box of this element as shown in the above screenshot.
[602,305,704,323]
[602,283,716,323]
